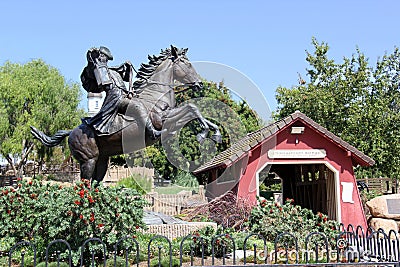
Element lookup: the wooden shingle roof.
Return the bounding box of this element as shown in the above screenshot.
[193,111,375,173]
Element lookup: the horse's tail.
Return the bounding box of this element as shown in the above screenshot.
[30,126,72,147]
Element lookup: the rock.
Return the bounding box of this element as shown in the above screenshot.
[143,211,187,225]
[366,194,400,219]
[369,218,399,235]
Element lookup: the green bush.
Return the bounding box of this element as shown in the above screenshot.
[105,256,126,267]
[245,198,339,247]
[0,178,147,265]
[174,171,199,188]
[37,262,69,267]
[150,257,181,267]
[116,174,152,194]
[360,189,381,201]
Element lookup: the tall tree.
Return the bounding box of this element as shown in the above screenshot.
[0,60,84,176]
[275,38,400,179]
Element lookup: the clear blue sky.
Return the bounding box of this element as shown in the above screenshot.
[1,1,399,120]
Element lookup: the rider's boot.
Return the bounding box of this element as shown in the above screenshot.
[146,120,164,140]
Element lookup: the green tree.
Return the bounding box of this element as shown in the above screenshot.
[147,80,262,182]
[0,60,84,176]
[275,38,400,179]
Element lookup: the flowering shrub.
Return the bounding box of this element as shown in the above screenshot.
[0,178,147,264]
[246,198,339,246]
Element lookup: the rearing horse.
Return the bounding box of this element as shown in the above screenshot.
[31,46,221,183]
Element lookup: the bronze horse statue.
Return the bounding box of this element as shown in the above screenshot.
[31,46,221,184]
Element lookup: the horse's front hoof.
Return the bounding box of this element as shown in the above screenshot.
[196,133,207,144]
[211,134,222,143]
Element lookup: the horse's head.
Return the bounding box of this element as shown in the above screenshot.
[133,46,203,95]
[169,46,203,91]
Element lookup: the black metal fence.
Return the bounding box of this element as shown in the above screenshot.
[2,224,400,267]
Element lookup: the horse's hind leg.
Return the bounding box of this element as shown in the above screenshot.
[80,158,98,181]
[68,124,99,182]
[92,156,109,186]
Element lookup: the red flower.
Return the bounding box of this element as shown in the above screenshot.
[136,225,140,229]
[7,210,11,214]
[79,214,84,219]
[318,213,323,218]
[74,200,81,205]
[95,188,99,193]
[90,213,95,222]
[30,193,36,199]
[28,181,33,185]
[17,177,22,181]
[81,179,90,188]
[286,198,295,204]
[3,190,8,196]
[97,223,104,228]
[260,199,267,207]
[78,189,85,198]
[88,196,95,203]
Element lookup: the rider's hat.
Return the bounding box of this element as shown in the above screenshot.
[99,46,113,60]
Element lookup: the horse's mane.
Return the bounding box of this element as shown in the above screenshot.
[133,47,188,89]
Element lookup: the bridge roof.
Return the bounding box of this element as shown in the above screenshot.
[194,111,375,174]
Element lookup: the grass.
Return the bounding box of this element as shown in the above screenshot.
[154,185,198,195]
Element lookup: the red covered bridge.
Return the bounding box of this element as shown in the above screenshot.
[193,111,374,228]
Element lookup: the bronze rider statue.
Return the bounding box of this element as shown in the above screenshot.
[80,46,163,139]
